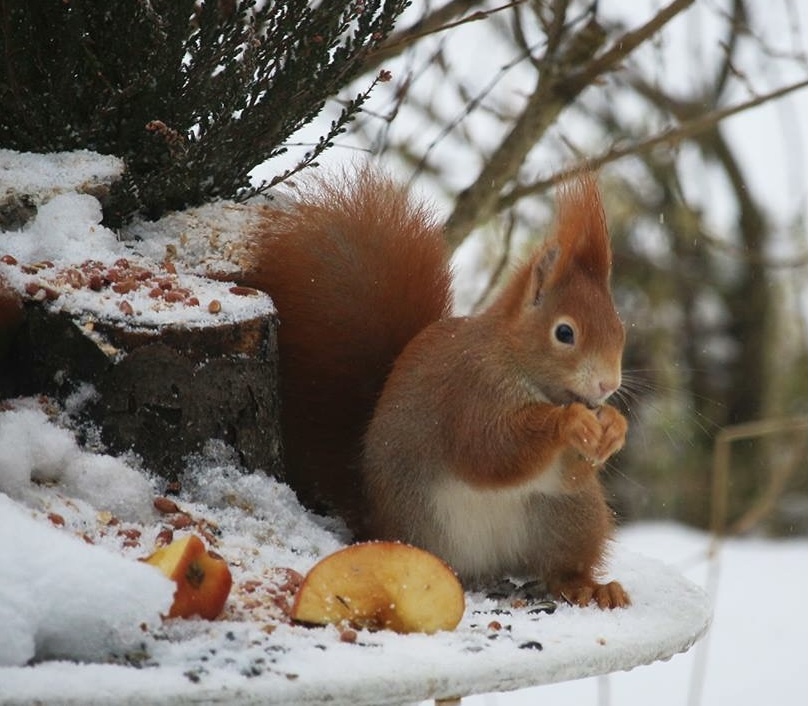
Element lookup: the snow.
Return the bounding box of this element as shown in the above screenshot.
[469,526,808,706]
[1,416,804,706]
[0,494,173,667]
[122,199,265,276]
[0,405,154,521]
[0,149,123,205]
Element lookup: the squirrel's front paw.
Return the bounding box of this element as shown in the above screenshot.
[561,402,603,463]
[594,405,627,464]
[561,403,627,467]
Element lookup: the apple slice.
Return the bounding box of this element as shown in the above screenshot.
[291,541,465,634]
[143,533,232,620]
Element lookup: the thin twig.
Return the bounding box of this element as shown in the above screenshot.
[363,0,523,73]
[730,428,808,534]
[693,225,808,269]
[379,0,525,53]
[471,209,518,311]
[710,416,808,540]
[566,0,696,91]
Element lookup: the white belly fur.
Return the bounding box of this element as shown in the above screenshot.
[428,461,565,579]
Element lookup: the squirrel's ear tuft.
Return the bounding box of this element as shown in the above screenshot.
[531,242,559,304]
[551,172,612,284]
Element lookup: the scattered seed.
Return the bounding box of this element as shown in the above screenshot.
[229,285,259,296]
[155,527,174,546]
[117,528,142,540]
[24,283,52,302]
[168,512,193,529]
[163,290,186,303]
[64,268,84,288]
[112,279,138,294]
[153,496,181,514]
[339,628,358,644]
[97,510,115,525]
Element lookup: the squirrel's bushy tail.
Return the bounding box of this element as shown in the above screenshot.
[242,168,452,531]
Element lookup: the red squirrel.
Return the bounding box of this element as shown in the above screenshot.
[242,168,629,609]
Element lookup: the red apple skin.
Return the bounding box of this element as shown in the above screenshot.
[144,534,232,620]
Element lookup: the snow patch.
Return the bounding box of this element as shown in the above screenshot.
[0,493,173,667]
[0,149,123,205]
[0,398,713,704]
[0,407,155,522]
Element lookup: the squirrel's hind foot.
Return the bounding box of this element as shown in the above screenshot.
[552,578,630,610]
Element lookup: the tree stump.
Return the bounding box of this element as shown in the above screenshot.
[0,266,282,482]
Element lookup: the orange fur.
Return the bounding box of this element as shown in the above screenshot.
[243,170,629,608]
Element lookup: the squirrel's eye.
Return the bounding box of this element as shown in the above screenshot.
[554,323,575,345]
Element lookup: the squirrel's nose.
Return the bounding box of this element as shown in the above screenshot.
[598,378,620,399]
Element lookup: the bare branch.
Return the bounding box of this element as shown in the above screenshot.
[713,0,747,97]
[566,0,696,91]
[497,77,808,210]
[363,1,524,74]
[695,227,808,270]
[408,36,540,182]
[443,12,605,248]
[471,209,518,311]
[443,0,696,247]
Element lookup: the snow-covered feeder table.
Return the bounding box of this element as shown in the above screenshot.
[0,544,710,705]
